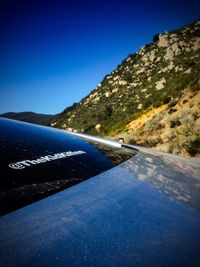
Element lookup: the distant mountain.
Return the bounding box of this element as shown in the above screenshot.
[0,112,57,126]
[52,19,200,157]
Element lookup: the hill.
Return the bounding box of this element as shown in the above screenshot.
[52,19,200,156]
[0,112,57,126]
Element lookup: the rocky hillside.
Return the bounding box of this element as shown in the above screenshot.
[52,19,200,157]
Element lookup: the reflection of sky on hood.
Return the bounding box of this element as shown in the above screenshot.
[122,152,200,213]
[1,154,200,267]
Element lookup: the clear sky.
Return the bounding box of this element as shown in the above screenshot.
[0,0,200,115]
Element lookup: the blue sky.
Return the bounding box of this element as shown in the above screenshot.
[0,0,200,115]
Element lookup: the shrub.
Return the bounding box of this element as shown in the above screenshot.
[169,118,181,128]
[175,121,200,156]
[168,99,179,108]
[129,137,137,145]
[140,136,163,147]
[153,33,160,42]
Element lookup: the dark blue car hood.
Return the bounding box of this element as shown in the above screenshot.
[0,118,200,267]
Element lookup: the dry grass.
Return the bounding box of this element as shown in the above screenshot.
[112,88,200,157]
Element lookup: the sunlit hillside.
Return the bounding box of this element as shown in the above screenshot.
[52,19,200,156]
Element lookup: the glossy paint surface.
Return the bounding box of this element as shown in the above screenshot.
[0,119,200,266]
[0,118,135,215]
[0,155,200,266]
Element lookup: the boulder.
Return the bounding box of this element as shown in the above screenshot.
[156,78,166,90]
[193,37,200,51]
[95,124,101,133]
[158,33,169,47]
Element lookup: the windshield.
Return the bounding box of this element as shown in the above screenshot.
[0,118,136,216]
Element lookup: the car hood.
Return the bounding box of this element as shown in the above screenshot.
[0,118,200,267]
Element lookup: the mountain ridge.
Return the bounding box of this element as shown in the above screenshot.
[0,112,57,126]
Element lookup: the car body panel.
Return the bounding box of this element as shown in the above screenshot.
[0,118,135,216]
[0,118,200,267]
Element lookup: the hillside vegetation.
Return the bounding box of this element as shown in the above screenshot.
[0,112,57,126]
[52,19,200,157]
